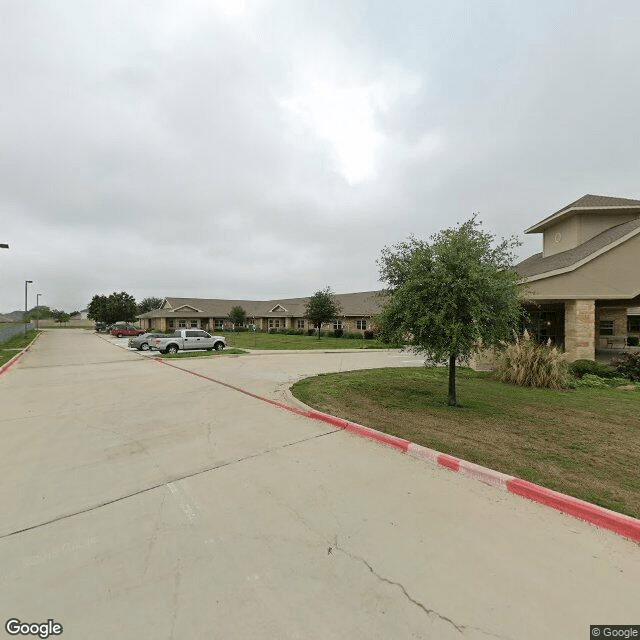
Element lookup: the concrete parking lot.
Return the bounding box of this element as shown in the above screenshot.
[0,329,638,639]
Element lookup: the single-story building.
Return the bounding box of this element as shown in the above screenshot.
[137,291,385,334]
[515,194,640,361]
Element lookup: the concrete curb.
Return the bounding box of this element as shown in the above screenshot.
[0,331,42,377]
[99,336,640,544]
[300,406,640,544]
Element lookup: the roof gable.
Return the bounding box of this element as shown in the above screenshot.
[172,304,203,313]
[269,304,288,313]
[526,194,640,234]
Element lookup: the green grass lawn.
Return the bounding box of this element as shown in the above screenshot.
[291,366,640,519]
[216,331,388,350]
[157,347,247,358]
[0,329,39,367]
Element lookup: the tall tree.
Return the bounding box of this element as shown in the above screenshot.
[87,292,137,324]
[228,305,247,329]
[137,297,163,315]
[376,216,523,406]
[87,294,109,322]
[305,287,341,339]
[51,309,71,323]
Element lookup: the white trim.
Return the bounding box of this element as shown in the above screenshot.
[526,204,640,234]
[269,304,288,313]
[172,304,203,313]
[518,226,640,284]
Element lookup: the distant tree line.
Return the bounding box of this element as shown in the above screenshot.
[87,293,163,324]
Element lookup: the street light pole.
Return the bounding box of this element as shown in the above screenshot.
[24,280,33,334]
[36,293,43,331]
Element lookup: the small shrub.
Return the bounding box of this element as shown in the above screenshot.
[333,329,344,338]
[575,374,634,388]
[307,329,316,336]
[612,352,640,381]
[346,332,363,339]
[496,330,570,389]
[363,330,375,340]
[627,336,639,347]
[569,359,616,379]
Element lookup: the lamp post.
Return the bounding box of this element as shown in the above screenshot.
[36,293,43,331]
[24,280,33,334]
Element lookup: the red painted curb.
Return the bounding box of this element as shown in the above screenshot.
[0,331,42,377]
[100,336,640,543]
[507,479,640,543]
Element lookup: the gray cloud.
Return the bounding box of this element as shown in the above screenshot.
[2,0,640,311]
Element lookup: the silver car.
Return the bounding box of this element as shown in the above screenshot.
[128,332,166,351]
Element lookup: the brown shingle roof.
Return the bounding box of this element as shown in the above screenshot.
[515,218,640,278]
[525,194,640,234]
[138,291,387,319]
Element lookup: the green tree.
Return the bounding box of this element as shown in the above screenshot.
[228,305,247,329]
[51,309,71,324]
[87,292,137,324]
[137,297,163,315]
[87,295,109,322]
[305,287,341,339]
[376,216,523,406]
[25,305,52,321]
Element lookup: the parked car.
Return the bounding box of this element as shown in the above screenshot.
[128,332,166,351]
[151,329,226,354]
[109,323,145,338]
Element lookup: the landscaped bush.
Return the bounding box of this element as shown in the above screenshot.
[363,330,375,340]
[496,330,570,389]
[569,359,616,379]
[345,332,363,339]
[627,336,639,347]
[307,329,316,336]
[333,329,344,338]
[612,352,640,381]
[574,374,633,388]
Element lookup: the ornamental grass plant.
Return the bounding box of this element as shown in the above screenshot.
[496,330,570,389]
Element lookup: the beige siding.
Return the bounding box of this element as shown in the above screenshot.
[525,234,640,300]
[543,217,579,257]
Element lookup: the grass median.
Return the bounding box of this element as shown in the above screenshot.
[155,347,247,358]
[0,329,39,368]
[291,366,640,519]
[217,331,388,350]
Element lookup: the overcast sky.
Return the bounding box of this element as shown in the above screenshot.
[2,1,640,312]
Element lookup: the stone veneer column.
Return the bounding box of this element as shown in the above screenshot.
[564,299,595,361]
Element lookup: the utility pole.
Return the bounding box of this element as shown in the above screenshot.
[24,280,33,334]
[36,293,43,331]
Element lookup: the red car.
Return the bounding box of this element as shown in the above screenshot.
[109,324,145,338]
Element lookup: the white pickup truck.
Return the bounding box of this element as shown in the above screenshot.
[151,329,226,354]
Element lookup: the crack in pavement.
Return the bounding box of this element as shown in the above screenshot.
[335,542,465,634]
[0,429,340,541]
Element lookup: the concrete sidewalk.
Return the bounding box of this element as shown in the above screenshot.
[1,329,638,639]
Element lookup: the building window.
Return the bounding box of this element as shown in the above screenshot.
[167,319,174,328]
[269,318,282,329]
[333,319,342,330]
[215,319,224,329]
[178,320,186,328]
[190,319,198,328]
[599,320,614,336]
[356,319,367,330]
[628,317,640,333]
[296,319,305,329]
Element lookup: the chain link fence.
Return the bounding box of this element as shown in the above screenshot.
[0,322,35,345]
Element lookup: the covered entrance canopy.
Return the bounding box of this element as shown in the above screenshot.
[515,194,640,361]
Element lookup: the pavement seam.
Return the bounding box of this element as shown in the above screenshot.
[100,335,640,542]
[0,429,339,540]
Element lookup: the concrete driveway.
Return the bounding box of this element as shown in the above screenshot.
[0,329,638,639]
